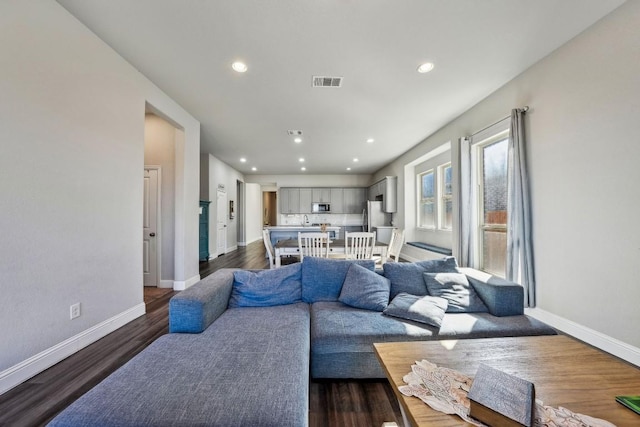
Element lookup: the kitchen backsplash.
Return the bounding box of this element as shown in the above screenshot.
[279,213,364,226]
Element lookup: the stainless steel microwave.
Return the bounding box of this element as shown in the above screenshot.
[312,203,330,213]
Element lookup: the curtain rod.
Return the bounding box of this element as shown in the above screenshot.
[469,106,529,138]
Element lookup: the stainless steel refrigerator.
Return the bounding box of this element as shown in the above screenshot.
[362,201,389,232]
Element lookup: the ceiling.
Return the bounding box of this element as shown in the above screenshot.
[57,0,624,175]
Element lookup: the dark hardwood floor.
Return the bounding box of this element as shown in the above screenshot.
[0,241,403,427]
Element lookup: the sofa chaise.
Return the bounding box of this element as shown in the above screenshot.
[49,257,556,426]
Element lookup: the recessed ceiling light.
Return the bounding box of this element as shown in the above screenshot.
[301,167,306,171]
[299,158,305,163]
[240,157,247,163]
[346,167,351,171]
[366,138,374,143]
[294,137,302,143]
[251,167,257,171]
[232,61,247,73]
[353,158,359,162]
[417,62,434,73]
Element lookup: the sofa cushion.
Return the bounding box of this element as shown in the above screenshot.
[229,263,302,307]
[301,257,375,303]
[50,303,311,427]
[338,263,391,311]
[310,301,557,378]
[383,256,458,299]
[423,272,489,313]
[383,293,448,328]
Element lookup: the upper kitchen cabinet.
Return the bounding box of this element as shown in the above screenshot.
[330,188,344,213]
[280,187,313,213]
[312,188,331,203]
[343,188,366,214]
[280,188,300,214]
[299,188,312,213]
[368,176,397,213]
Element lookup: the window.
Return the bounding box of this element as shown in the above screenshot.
[476,132,509,277]
[439,163,453,230]
[418,170,435,228]
[417,162,452,230]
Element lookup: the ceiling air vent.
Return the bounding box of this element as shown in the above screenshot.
[312,76,343,88]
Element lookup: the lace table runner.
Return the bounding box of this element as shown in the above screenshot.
[399,359,616,427]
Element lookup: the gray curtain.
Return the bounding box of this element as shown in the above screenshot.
[456,137,473,267]
[506,108,535,307]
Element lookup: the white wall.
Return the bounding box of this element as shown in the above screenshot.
[0,0,200,393]
[374,1,640,356]
[244,183,263,245]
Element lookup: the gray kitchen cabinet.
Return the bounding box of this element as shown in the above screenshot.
[281,186,368,214]
[312,188,331,203]
[299,188,312,213]
[343,188,366,214]
[368,181,382,201]
[368,177,397,212]
[330,188,344,213]
[280,188,300,214]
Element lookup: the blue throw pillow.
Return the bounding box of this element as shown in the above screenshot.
[338,263,391,311]
[229,263,302,308]
[383,256,458,299]
[301,257,376,303]
[383,293,449,328]
[423,272,488,313]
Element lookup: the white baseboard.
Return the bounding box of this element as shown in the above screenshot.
[226,245,238,253]
[237,241,247,247]
[0,303,146,395]
[158,280,174,289]
[173,274,200,291]
[526,307,640,367]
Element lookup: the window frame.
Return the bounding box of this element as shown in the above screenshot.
[417,169,436,230]
[473,129,509,277]
[438,162,453,231]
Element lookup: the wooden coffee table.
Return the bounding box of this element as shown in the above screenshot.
[374,335,640,426]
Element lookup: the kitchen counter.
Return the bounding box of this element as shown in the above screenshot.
[267,225,341,231]
[266,225,341,246]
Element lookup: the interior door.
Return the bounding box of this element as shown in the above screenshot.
[217,189,227,256]
[143,168,159,286]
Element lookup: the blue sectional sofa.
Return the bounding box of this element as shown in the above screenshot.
[50,257,555,426]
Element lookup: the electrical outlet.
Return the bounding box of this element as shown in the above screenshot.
[70,303,81,320]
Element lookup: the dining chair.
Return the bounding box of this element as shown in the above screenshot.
[298,232,330,261]
[344,231,376,260]
[262,229,277,269]
[374,228,404,268]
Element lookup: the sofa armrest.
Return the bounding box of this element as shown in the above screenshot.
[169,269,236,333]
[459,267,524,316]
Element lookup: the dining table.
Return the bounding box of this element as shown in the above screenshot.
[273,238,388,267]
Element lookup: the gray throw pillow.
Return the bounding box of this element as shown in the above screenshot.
[301,257,376,303]
[229,263,302,307]
[383,293,449,328]
[383,256,458,299]
[338,263,391,311]
[423,272,489,313]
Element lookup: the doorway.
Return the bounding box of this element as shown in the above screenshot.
[216,189,227,256]
[143,167,160,286]
[144,112,178,288]
[263,191,277,226]
[236,180,245,245]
